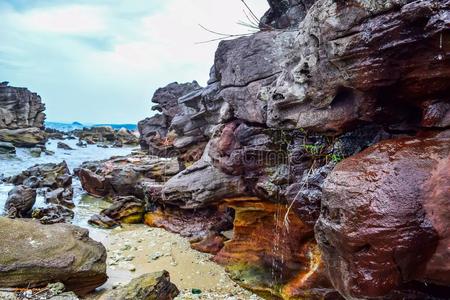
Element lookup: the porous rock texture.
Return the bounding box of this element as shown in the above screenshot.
[137,81,204,160]
[0,82,47,147]
[0,217,107,296]
[90,0,449,298]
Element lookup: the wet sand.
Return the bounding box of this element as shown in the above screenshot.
[86,224,261,300]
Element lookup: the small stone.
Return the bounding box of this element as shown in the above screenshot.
[191,288,202,295]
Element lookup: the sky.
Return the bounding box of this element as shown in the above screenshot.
[0,0,268,124]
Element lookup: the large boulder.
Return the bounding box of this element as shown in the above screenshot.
[315,134,450,299]
[78,154,181,199]
[0,127,47,147]
[0,217,107,296]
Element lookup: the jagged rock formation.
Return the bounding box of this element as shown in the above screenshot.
[0,217,107,296]
[138,81,204,160]
[0,82,47,147]
[83,0,449,298]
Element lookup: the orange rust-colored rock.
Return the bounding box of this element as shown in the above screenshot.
[315,134,450,299]
[214,197,334,299]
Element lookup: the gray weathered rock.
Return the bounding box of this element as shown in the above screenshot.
[0,82,46,129]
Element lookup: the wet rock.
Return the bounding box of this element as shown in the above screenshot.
[0,127,47,147]
[315,135,450,299]
[6,161,72,189]
[32,204,75,224]
[57,141,74,150]
[0,217,107,296]
[145,205,233,252]
[4,185,36,218]
[89,196,145,228]
[99,271,179,300]
[72,126,138,146]
[214,197,334,300]
[76,140,87,148]
[88,214,121,229]
[0,141,15,154]
[45,187,75,208]
[30,147,42,157]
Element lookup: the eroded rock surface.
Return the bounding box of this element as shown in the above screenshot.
[0,82,47,147]
[78,154,181,199]
[315,135,450,299]
[0,217,107,296]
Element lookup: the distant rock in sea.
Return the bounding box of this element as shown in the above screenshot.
[45,122,137,132]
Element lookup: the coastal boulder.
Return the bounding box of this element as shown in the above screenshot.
[79,154,181,199]
[0,217,107,296]
[315,134,450,299]
[89,196,145,228]
[0,127,47,147]
[4,185,36,217]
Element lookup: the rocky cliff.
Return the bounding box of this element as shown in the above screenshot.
[128,0,450,298]
[0,81,47,147]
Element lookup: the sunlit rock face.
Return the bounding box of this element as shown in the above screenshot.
[315,134,450,299]
[0,82,47,146]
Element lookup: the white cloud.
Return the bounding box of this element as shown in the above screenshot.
[0,0,269,123]
[17,5,108,34]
